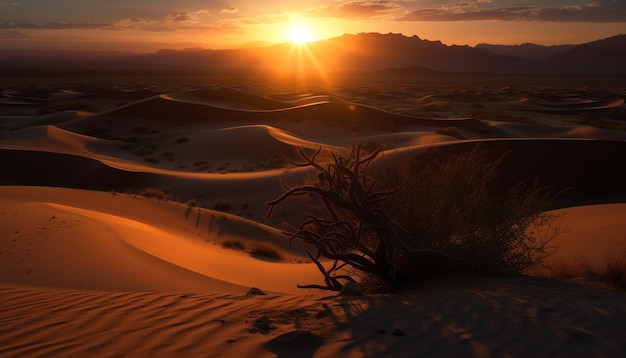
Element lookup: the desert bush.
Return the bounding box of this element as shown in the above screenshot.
[250,245,282,260]
[222,240,246,251]
[602,253,626,289]
[186,199,198,207]
[377,146,561,277]
[266,143,562,291]
[139,188,174,201]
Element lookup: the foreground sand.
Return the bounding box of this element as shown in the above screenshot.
[1,79,626,356]
[1,187,625,357]
[3,275,626,357]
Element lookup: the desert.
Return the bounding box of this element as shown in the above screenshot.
[2,68,626,357]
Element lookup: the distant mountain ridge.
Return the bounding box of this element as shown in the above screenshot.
[1,33,625,75]
[475,43,577,61]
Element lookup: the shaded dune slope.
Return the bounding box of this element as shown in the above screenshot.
[60,88,480,136]
[3,138,626,210]
[376,139,626,206]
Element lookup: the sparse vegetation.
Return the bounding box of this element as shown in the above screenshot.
[378,146,562,278]
[139,188,174,201]
[267,144,562,291]
[250,245,282,261]
[544,252,626,291]
[222,240,246,251]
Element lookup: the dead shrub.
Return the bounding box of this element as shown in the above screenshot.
[378,146,562,277]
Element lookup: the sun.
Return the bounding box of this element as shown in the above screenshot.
[284,21,316,45]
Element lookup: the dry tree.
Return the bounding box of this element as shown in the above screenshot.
[266,144,458,290]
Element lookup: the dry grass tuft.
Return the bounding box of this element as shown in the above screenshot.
[222,240,246,251]
[250,245,282,261]
[139,188,174,201]
[544,253,626,291]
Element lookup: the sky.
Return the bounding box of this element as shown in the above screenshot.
[1,1,625,52]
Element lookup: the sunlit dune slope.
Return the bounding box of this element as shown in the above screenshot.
[0,186,322,294]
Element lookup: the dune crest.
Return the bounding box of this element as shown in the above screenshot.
[2,80,626,356]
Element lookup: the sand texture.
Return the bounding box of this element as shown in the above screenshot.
[1,76,626,356]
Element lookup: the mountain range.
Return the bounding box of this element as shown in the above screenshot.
[1,32,625,75]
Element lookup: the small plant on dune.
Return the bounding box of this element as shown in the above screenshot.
[250,245,282,261]
[222,240,246,251]
[139,188,174,201]
[266,143,562,291]
[602,253,626,289]
[546,253,626,291]
[186,199,198,207]
[212,200,232,212]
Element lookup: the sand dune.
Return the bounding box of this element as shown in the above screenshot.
[0,186,321,293]
[1,81,626,356]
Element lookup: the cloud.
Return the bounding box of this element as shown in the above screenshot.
[111,17,159,31]
[400,1,626,22]
[0,21,107,30]
[0,30,29,38]
[111,10,215,32]
[236,13,290,25]
[221,7,239,14]
[0,1,19,6]
[309,1,401,19]
[165,10,210,25]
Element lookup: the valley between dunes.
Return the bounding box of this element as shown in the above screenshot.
[1,79,626,356]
